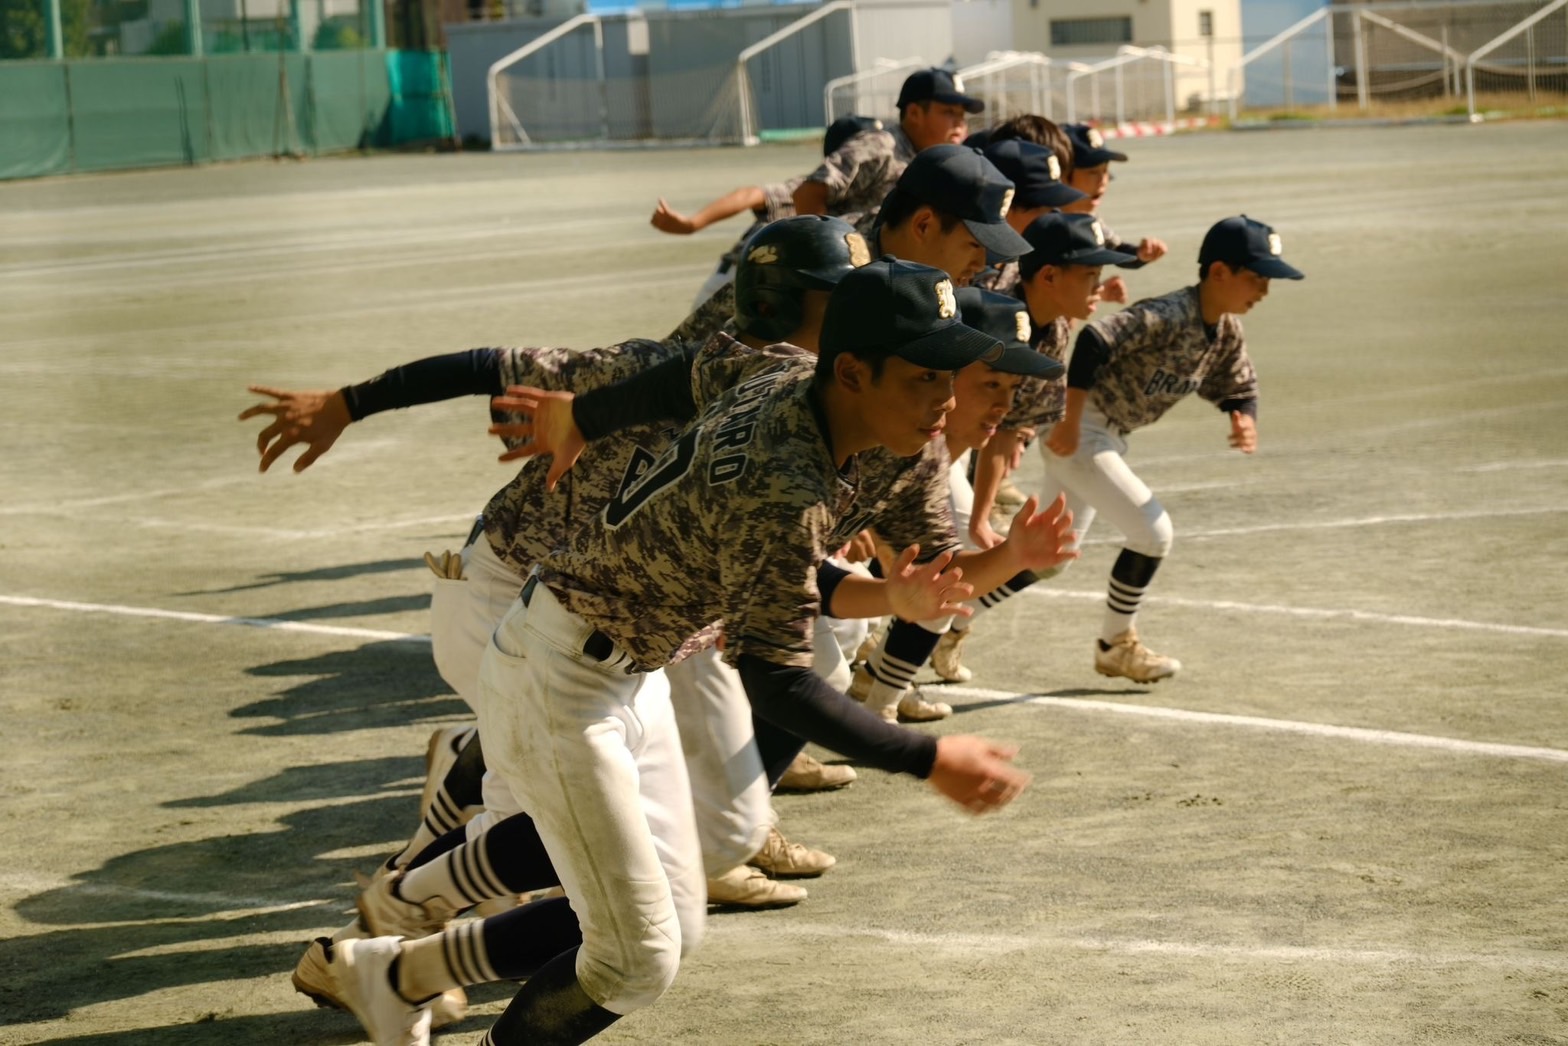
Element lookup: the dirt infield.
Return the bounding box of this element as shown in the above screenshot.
[2,121,1566,1045]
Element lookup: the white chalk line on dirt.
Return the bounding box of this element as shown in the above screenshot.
[1019,585,1568,640]
[751,921,1568,972]
[940,686,1568,765]
[0,871,333,917]
[5,595,1567,763]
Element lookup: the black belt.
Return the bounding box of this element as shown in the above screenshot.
[521,575,618,664]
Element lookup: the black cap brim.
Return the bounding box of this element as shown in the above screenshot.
[1018,183,1088,210]
[1020,245,1138,279]
[1076,145,1128,166]
[893,320,1003,371]
[1245,257,1305,280]
[966,218,1033,262]
[932,90,985,115]
[990,343,1065,379]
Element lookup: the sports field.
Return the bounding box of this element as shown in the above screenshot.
[3,121,1567,1046]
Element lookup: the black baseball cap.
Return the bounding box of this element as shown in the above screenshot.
[820,257,1003,371]
[981,139,1086,210]
[955,287,1065,379]
[897,67,985,115]
[1018,212,1138,279]
[886,144,1033,260]
[1063,123,1128,167]
[1198,215,1305,280]
[823,114,883,157]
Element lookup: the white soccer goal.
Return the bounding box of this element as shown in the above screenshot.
[957,51,1078,123]
[824,57,928,125]
[1066,46,1209,125]
[488,14,609,150]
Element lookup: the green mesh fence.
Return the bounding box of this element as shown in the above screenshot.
[0,49,451,179]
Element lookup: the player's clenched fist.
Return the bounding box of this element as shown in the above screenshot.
[927,735,1031,814]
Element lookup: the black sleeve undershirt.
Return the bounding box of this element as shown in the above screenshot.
[570,348,700,442]
[815,559,851,612]
[1067,326,1110,390]
[735,654,938,779]
[339,349,505,422]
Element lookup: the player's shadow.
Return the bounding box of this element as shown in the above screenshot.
[253,593,434,622]
[939,685,1159,717]
[176,557,428,596]
[30,1010,373,1045]
[7,793,416,1025]
[232,639,466,736]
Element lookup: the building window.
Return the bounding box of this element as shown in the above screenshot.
[1198,10,1213,37]
[1049,17,1134,47]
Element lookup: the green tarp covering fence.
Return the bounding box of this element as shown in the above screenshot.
[0,49,451,180]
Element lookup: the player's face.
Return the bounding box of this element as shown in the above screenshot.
[921,220,989,287]
[864,357,959,457]
[1024,263,1105,322]
[1064,163,1111,212]
[1215,264,1271,314]
[946,362,1023,453]
[905,101,971,150]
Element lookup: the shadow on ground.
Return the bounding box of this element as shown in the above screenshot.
[235,640,466,736]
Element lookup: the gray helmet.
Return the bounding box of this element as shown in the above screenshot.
[734,215,871,342]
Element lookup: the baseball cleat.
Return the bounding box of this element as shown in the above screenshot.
[421,723,477,824]
[325,936,433,1046]
[357,867,458,941]
[896,689,953,722]
[931,628,974,683]
[775,751,857,792]
[747,826,836,878]
[294,935,468,1029]
[707,864,807,908]
[846,665,900,722]
[1094,629,1181,684]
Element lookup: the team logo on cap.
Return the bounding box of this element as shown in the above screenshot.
[1090,219,1106,245]
[1087,128,1105,148]
[935,278,957,319]
[1047,155,1061,181]
[845,232,871,268]
[1014,310,1031,342]
[1267,233,1283,256]
[951,74,966,92]
[748,244,779,264]
[999,187,1014,218]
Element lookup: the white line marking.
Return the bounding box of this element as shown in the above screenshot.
[1459,458,1568,473]
[125,514,476,541]
[941,685,1568,763]
[1019,586,1568,639]
[1167,505,1566,541]
[743,921,1568,971]
[0,596,430,644]
[0,872,333,915]
[8,596,1565,759]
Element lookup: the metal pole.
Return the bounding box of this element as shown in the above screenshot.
[184,0,202,55]
[594,17,607,139]
[1326,7,1337,111]
[1207,35,1215,115]
[1164,53,1175,123]
[367,0,386,50]
[1441,24,1450,98]
[1283,38,1292,110]
[1353,11,1369,111]
[1527,25,1537,102]
[1115,62,1124,125]
[44,0,64,58]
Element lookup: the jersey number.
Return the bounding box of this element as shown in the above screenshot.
[604,428,699,529]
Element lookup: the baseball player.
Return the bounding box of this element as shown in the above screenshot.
[322,258,1076,1046]
[792,67,983,221]
[1059,122,1169,306]
[1041,214,1304,681]
[652,115,884,308]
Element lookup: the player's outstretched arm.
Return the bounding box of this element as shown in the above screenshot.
[489,386,583,490]
[650,187,766,235]
[825,545,974,623]
[927,735,1031,814]
[238,386,351,473]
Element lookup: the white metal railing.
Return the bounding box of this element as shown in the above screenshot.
[487,14,605,150]
[1066,45,1208,125]
[824,56,927,123]
[735,0,860,145]
[1225,6,1333,121]
[1466,0,1568,115]
[957,51,1066,121]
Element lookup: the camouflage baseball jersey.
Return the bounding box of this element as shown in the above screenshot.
[709,178,805,277]
[1004,315,1073,431]
[540,364,959,670]
[805,124,917,219]
[970,260,1021,297]
[1084,285,1257,434]
[483,339,685,573]
[666,280,736,346]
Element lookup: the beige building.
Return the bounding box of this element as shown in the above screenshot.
[1007,0,1244,112]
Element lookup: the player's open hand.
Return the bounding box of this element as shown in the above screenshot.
[885,545,974,623]
[1137,237,1168,264]
[840,529,880,564]
[650,198,699,235]
[1000,493,1078,574]
[489,386,584,490]
[928,735,1031,814]
[1228,411,1257,454]
[238,386,351,473]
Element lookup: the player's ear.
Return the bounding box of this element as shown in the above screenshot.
[910,205,937,241]
[832,351,867,393]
